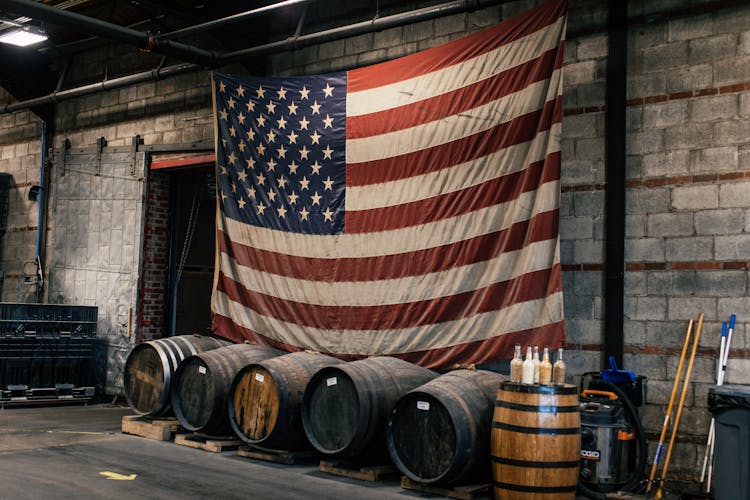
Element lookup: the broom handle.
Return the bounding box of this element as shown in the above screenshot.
[655,312,704,500]
[646,318,694,493]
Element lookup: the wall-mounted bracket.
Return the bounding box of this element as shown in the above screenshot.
[60,138,71,177]
[95,136,107,176]
[130,135,143,177]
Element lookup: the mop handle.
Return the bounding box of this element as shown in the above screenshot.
[700,322,727,484]
[707,314,735,493]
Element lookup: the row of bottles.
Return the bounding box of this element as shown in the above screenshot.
[509,344,566,385]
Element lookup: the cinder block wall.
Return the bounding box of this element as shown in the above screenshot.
[266,0,750,478]
[0,94,45,302]
[563,1,750,474]
[0,0,748,477]
[0,59,214,391]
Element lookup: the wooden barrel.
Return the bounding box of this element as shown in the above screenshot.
[123,334,230,417]
[491,382,580,499]
[387,369,507,485]
[302,356,437,460]
[171,343,281,436]
[229,351,345,450]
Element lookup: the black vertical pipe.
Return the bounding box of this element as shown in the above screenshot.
[604,0,627,369]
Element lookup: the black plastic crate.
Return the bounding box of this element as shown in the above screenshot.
[0,303,97,338]
[0,337,95,390]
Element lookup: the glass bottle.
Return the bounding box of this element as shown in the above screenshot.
[522,346,534,384]
[553,347,567,385]
[540,346,552,385]
[533,345,541,384]
[510,344,523,383]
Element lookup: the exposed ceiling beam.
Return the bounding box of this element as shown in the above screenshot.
[1,0,217,66]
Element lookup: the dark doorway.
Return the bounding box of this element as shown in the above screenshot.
[168,169,216,336]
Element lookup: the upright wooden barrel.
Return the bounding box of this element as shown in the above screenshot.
[491,382,580,500]
[387,369,507,486]
[123,334,230,417]
[302,356,437,460]
[171,343,281,436]
[229,351,345,450]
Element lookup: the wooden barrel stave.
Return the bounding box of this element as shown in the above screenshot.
[171,343,281,436]
[491,382,580,500]
[388,369,507,485]
[229,351,344,449]
[123,334,229,417]
[302,356,437,460]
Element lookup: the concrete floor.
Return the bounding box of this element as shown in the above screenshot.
[0,403,693,500]
[0,403,420,500]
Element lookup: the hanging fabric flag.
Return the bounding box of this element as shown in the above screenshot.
[211,0,568,368]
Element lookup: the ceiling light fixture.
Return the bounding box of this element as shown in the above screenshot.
[0,27,48,47]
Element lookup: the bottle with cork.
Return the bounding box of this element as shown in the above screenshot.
[522,345,534,384]
[532,345,541,384]
[540,346,552,385]
[553,347,566,384]
[510,344,523,383]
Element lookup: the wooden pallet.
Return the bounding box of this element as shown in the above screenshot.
[174,433,242,453]
[237,445,317,465]
[318,460,399,482]
[400,477,491,500]
[121,415,181,441]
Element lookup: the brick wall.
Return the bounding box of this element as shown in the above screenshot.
[140,170,170,342]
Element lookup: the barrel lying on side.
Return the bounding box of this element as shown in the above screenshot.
[171,343,282,436]
[123,334,230,417]
[229,351,345,450]
[302,356,437,460]
[387,369,507,486]
[491,382,580,500]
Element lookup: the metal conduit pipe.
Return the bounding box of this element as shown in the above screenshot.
[1,0,217,66]
[218,0,499,63]
[0,0,503,115]
[156,0,320,41]
[0,62,201,114]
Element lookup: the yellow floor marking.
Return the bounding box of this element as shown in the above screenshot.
[99,471,137,481]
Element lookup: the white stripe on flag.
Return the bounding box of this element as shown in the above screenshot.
[346,72,561,163]
[212,289,564,354]
[346,16,565,116]
[346,123,560,211]
[219,237,559,306]
[221,180,560,258]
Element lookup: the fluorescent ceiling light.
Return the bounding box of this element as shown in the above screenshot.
[0,28,48,47]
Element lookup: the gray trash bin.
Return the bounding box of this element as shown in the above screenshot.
[709,385,750,500]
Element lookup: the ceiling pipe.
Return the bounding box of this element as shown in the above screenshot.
[218,0,500,64]
[0,0,511,115]
[156,0,319,41]
[0,62,200,114]
[1,0,217,66]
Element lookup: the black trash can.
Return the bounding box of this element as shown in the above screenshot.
[708,385,750,500]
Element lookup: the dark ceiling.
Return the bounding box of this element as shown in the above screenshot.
[0,0,442,115]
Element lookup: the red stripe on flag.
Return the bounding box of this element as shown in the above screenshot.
[347,48,563,139]
[219,208,559,281]
[346,95,562,186]
[211,312,566,369]
[346,152,560,233]
[215,264,562,331]
[346,0,568,92]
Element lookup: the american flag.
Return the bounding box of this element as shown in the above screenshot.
[211,0,568,368]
